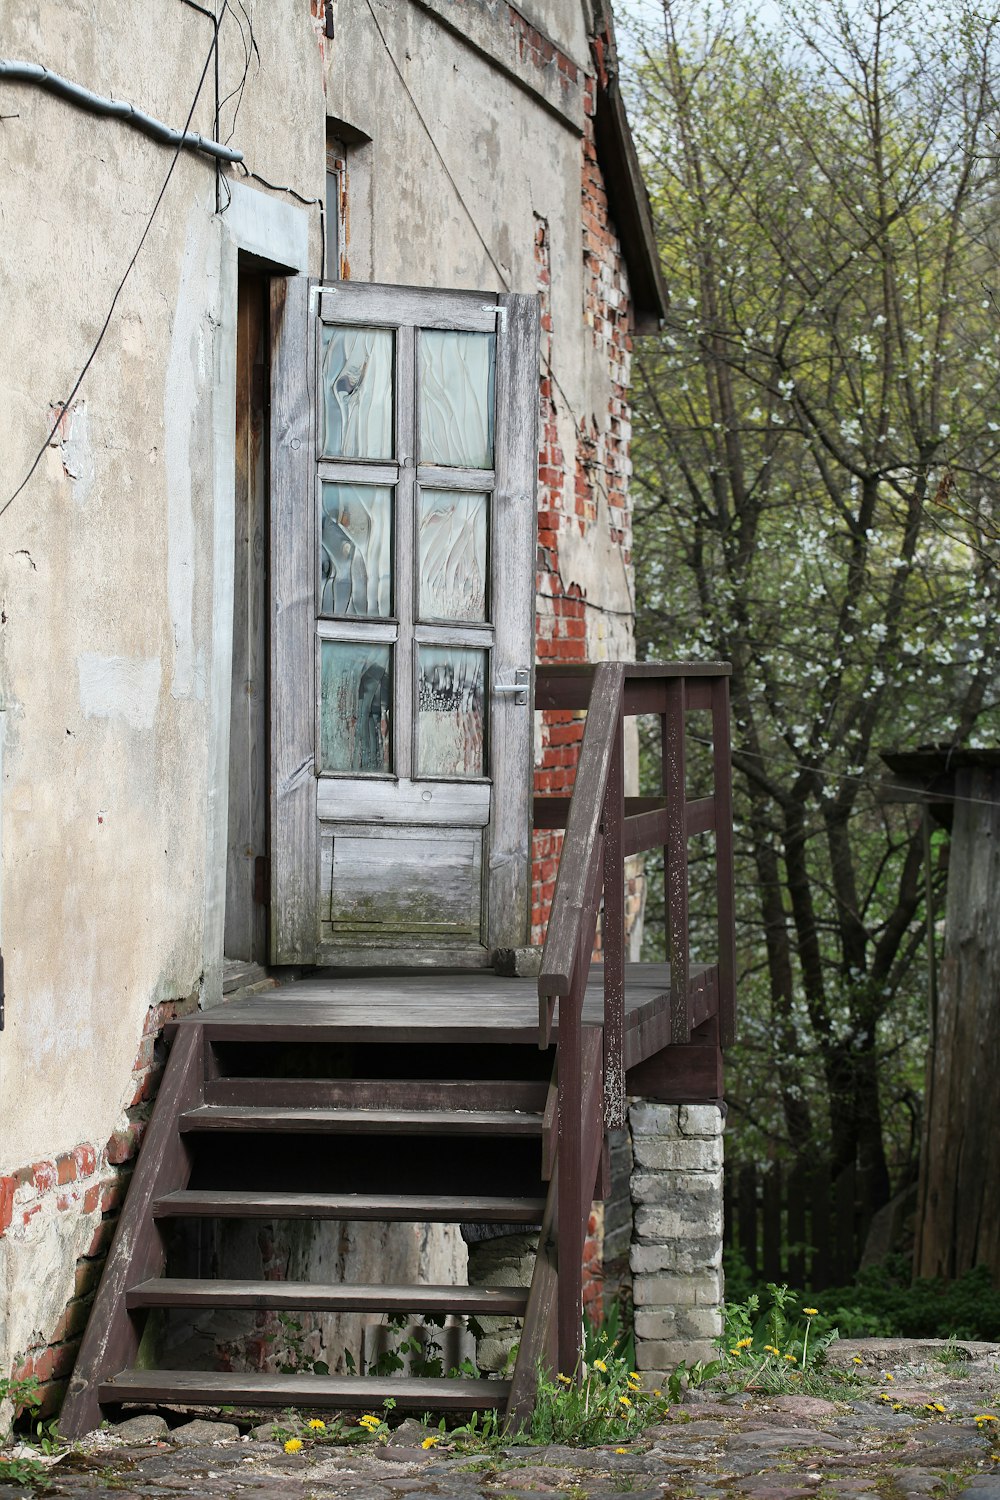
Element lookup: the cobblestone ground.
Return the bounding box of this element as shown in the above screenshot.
[4,1341,1000,1500]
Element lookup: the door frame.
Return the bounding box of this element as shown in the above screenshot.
[200,185,310,1009]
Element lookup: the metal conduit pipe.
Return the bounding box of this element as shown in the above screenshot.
[0,59,244,163]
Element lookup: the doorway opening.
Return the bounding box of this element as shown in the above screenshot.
[224,268,270,987]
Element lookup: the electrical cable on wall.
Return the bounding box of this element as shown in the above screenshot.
[1,34,219,520]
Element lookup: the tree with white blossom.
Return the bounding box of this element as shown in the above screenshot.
[626,0,1000,1235]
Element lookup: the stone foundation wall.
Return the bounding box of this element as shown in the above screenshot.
[629,1103,725,1383]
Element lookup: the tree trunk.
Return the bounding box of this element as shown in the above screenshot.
[915,767,1000,1282]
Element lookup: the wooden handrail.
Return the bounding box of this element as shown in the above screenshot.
[533,659,736,1379]
[538,662,625,1004]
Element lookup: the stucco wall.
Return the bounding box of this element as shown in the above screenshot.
[0,3,325,1387]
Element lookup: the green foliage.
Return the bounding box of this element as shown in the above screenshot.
[721,1282,840,1391]
[0,1372,42,1443]
[664,1358,723,1404]
[624,0,1000,1202]
[584,1293,636,1373]
[0,1454,52,1492]
[819,1259,1000,1340]
[723,1257,1000,1340]
[527,1337,666,1446]
[0,1374,57,1490]
[447,1407,504,1447]
[274,1313,331,1377]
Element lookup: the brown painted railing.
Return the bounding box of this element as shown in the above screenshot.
[533,661,736,1376]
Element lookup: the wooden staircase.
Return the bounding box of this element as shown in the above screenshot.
[59,1020,595,1436]
[60,659,737,1438]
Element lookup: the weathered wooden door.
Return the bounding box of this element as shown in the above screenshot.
[270,278,539,967]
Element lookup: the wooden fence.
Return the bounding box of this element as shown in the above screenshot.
[723,1160,870,1292]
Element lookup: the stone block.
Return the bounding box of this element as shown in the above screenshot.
[476,1334,515,1373]
[632,1270,720,1307]
[631,1134,723,1173]
[170,1419,240,1446]
[628,1103,681,1137]
[630,1236,723,1275]
[112,1414,169,1443]
[635,1305,721,1341]
[679,1104,724,1138]
[634,1307,678,1339]
[635,1338,718,1371]
[632,1200,722,1241]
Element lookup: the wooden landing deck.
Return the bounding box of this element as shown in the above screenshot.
[169,962,716,1070]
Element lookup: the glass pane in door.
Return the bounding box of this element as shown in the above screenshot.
[321,482,393,617]
[418,331,495,468]
[320,641,392,773]
[417,645,486,777]
[320,325,394,459]
[418,489,488,621]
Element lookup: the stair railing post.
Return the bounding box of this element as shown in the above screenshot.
[556,963,585,1376]
[663,676,690,1043]
[602,696,626,1129]
[711,674,737,1047]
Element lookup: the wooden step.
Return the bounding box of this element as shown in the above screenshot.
[179,1105,542,1136]
[153,1190,547,1222]
[98,1368,510,1412]
[126,1278,529,1314]
[204,1078,549,1111]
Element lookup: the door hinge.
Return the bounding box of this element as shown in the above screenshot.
[253,855,271,907]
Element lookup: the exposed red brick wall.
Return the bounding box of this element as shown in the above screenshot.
[2,996,196,1415]
[530,75,637,951]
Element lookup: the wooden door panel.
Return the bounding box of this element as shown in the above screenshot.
[320,825,484,949]
[271,280,538,967]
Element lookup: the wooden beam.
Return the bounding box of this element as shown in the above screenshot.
[59,1026,204,1439]
[625,1015,723,1103]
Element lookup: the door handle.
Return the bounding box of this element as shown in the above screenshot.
[493,668,530,706]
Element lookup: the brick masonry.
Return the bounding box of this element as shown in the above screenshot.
[0,995,197,1414]
[629,1103,725,1381]
[529,30,646,1318]
[530,84,642,952]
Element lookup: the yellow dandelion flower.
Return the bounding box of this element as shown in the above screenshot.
[893,1404,903,1412]
[853,1357,863,1366]
[615,1447,629,1453]
[933,1404,947,1414]
[628,1377,641,1390]
[976,1414,999,1426]
[653,1390,663,1398]
[307,1419,326,1431]
[557,1373,573,1385]
[991,1452,1000,1461]
[619,1395,632,1407]
[594,1358,608,1373]
[284,1438,304,1454]
[763,1344,780,1355]
[803,1308,818,1317]
[785,1354,798,1363]
[359,1414,381,1431]
[883,1372,894,1382]
[630,1372,641,1382]
[421,1436,440,1449]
